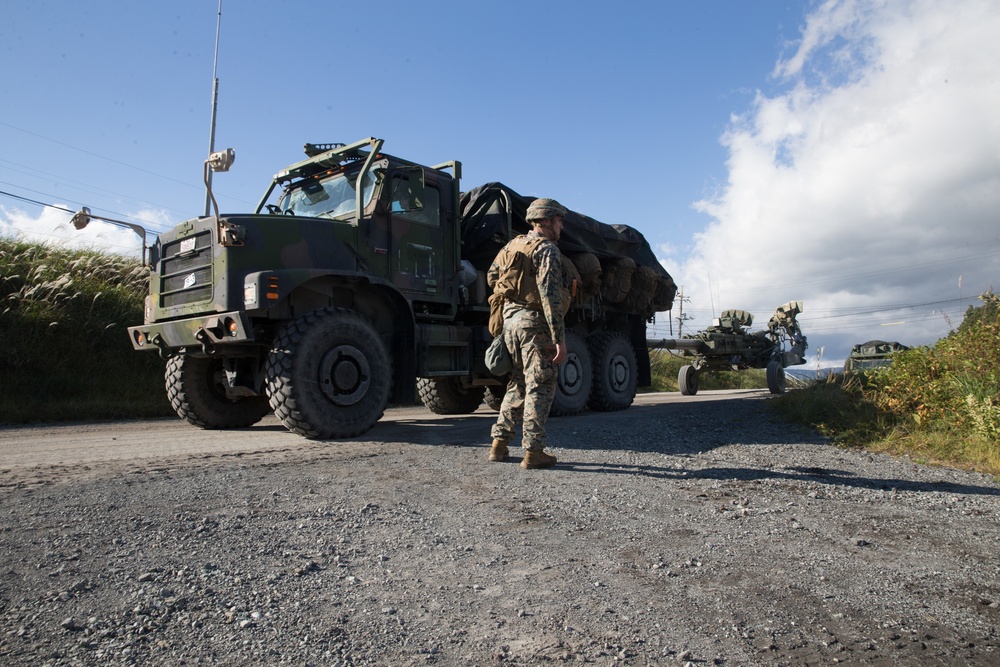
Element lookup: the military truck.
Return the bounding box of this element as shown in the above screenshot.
[122,138,676,439]
[843,340,909,372]
[648,301,807,395]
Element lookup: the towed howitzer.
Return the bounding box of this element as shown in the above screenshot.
[648,301,808,395]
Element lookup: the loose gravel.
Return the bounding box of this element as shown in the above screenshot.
[1,391,998,666]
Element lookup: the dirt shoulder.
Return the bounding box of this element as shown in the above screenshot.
[1,391,998,666]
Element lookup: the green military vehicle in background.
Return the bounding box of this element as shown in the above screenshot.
[843,340,909,372]
[124,138,676,439]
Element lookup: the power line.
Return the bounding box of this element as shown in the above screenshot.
[0,120,203,192]
[0,188,159,238]
[677,246,1000,303]
[804,296,978,320]
[0,184,167,233]
[0,157,193,220]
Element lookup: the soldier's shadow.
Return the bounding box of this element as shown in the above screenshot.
[557,460,1000,497]
[340,395,1000,498]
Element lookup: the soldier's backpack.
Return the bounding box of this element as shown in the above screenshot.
[488,235,547,336]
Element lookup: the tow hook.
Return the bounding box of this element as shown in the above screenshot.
[195,329,218,356]
[148,333,176,360]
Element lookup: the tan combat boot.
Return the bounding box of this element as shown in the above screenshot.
[488,439,509,462]
[520,449,557,469]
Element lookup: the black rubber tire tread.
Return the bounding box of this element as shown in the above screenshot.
[550,330,592,416]
[165,355,270,429]
[678,364,699,396]
[587,331,638,412]
[766,360,787,394]
[418,377,487,415]
[483,385,505,412]
[266,307,392,439]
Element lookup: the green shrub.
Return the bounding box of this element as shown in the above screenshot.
[772,291,1000,475]
[868,291,1000,438]
[647,349,766,392]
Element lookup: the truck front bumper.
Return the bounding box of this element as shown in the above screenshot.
[127,311,256,356]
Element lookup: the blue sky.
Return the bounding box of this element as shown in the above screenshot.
[3,1,998,366]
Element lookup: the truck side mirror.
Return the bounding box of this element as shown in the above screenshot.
[207,148,236,172]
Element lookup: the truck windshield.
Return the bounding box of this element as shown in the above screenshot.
[277,169,378,219]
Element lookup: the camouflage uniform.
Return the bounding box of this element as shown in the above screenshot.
[488,230,565,452]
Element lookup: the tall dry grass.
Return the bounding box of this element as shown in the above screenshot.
[1,238,171,423]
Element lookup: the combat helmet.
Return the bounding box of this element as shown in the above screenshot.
[525,198,567,221]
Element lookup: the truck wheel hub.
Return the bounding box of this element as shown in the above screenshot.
[609,354,629,390]
[320,345,371,406]
[560,354,583,395]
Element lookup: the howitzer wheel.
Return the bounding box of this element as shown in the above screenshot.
[678,364,699,396]
[766,359,787,394]
[551,330,592,416]
[587,331,637,411]
[418,378,486,415]
[165,355,271,429]
[266,307,392,439]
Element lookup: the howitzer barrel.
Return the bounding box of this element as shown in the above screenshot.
[646,338,708,353]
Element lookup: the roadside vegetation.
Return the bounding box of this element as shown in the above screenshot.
[646,349,767,392]
[3,238,996,476]
[0,237,172,423]
[771,291,1000,476]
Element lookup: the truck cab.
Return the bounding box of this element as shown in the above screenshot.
[129,139,477,439]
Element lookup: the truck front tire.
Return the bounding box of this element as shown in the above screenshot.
[165,355,271,429]
[266,308,392,439]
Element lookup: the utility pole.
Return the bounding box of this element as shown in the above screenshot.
[203,0,223,217]
[676,286,694,337]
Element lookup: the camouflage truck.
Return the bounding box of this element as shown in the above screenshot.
[648,301,808,395]
[843,340,909,372]
[123,138,676,439]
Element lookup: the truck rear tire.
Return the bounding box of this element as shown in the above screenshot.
[165,355,270,429]
[266,308,392,439]
[587,331,637,411]
[418,378,487,415]
[766,360,787,394]
[551,330,592,416]
[678,364,699,396]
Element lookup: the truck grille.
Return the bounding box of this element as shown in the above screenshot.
[160,230,214,308]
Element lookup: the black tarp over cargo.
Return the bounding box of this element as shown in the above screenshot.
[459,182,676,312]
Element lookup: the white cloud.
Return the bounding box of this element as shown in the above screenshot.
[0,204,168,257]
[684,0,1000,366]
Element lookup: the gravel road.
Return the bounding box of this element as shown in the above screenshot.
[1,390,998,666]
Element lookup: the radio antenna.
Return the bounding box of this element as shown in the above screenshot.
[203,0,223,217]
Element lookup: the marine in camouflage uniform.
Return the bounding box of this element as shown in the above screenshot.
[487,198,568,469]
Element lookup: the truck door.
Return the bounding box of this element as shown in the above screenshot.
[389,172,448,303]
